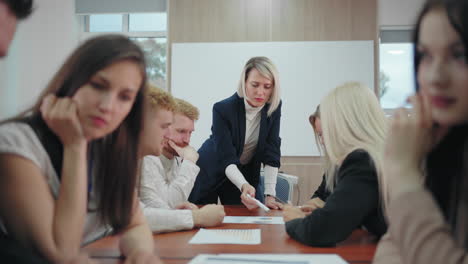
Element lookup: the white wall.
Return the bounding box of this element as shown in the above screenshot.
[379,0,426,28]
[0,0,79,119]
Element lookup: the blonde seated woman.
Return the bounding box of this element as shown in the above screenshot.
[283,82,388,247]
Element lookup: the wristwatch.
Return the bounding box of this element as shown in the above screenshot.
[264,194,286,204]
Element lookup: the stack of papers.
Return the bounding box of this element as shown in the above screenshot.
[189,229,261,245]
[223,216,284,224]
[188,254,349,264]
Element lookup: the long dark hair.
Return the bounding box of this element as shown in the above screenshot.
[5,35,147,233]
[1,0,33,19]
[413,0,468,245]
[414,0,468,73]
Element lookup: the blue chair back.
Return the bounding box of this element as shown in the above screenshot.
[260,174,292,203]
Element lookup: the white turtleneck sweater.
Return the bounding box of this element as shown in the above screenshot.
[225,99,278,196]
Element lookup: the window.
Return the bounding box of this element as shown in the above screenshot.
[131,37,167,89]
[89,14,122,32]
[379,43,415,109]
[129,13,167,32]
[379,29,415,110]
[79,13,167,89]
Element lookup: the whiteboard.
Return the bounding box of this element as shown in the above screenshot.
[171,41,374,156]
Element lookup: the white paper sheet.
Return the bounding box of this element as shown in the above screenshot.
[189,229,261,244]
[222,216,285,225]
[188,254,349,264]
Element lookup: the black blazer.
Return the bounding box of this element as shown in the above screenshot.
[189,93,281,204]
[285,150,387,247]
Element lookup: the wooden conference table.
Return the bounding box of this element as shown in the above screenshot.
[84,205,378,264]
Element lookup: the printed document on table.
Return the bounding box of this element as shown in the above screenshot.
[223,216,284,224]
[188,254,349,264]
[188,229,261,244]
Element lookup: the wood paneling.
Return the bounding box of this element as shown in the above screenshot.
[272,0,353,41]
[169,0,271,42]
[280,156,323,205]
[351,0,378,40]
[169,0,377,41]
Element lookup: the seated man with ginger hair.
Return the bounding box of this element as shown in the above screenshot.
[139,84,225,233]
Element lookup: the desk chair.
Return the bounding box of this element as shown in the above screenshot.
[260,172,298,203]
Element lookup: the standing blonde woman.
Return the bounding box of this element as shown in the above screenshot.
[283,82,388,246]
[189,56,283,210]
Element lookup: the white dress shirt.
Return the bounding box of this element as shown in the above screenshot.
[140,203,194,233]
[140,155,200,232]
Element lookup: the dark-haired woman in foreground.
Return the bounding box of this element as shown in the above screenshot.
[0,35,162,263]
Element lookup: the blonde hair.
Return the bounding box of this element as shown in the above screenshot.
[309,105,321,151]
[236,56,281,116]
[319,82,388,194]
[145,83,177,112]
[174,98,199,121]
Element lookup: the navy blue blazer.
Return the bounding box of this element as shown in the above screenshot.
[189,93,281,204]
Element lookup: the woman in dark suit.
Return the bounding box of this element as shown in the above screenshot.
[189,57,283,210]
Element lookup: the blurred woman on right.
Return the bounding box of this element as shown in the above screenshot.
[374,0,468,263]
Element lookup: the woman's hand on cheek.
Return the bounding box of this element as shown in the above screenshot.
[40,94,86,147]
[384,94,448,199]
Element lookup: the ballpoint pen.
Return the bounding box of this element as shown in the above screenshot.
[246,194,270,212]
